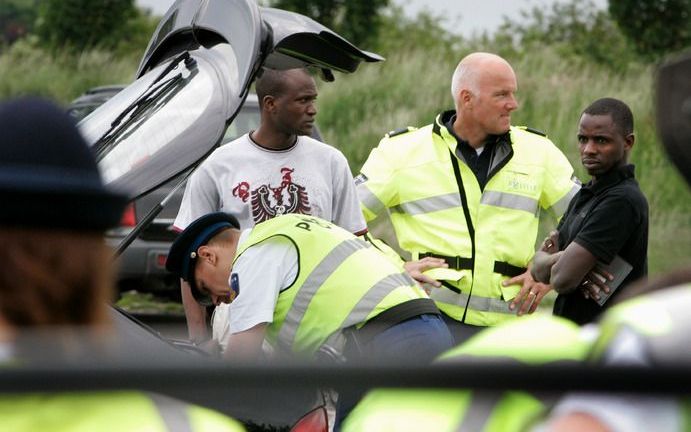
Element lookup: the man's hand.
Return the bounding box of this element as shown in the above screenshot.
[541,230,560,253]
[403,257,448,288]
[579,268,614,301]
[531,231,562,283]
[194,339,222,357]
[507,270,552,315]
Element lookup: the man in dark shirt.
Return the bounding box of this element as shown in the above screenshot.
[531,97,648,324]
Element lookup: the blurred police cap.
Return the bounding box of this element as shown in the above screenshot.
[0,97,128,231]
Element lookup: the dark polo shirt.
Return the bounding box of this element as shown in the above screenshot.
[553,164,648,324]
[445,115,501,190]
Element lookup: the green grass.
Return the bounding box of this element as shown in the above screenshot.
[1,42,689,276]
[0,40,137,105]
[116,290,184,315]
[318,46,691,276]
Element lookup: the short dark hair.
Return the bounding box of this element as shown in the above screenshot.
[255,68,310,108]
[582,97,634,136]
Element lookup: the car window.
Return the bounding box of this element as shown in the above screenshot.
[67,105,101,122]
[222,106,261,143]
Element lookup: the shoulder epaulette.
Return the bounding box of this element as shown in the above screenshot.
[384,126,417,138]
[519,126,547,137]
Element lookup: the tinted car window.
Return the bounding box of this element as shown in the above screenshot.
[223,105,260,142]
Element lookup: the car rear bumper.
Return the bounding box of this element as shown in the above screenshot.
[107,234,176,290]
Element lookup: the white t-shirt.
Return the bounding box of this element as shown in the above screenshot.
[211,230,298,351]
[173,133,366,233]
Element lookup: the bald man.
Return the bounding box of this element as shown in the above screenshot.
[356,52,580,342]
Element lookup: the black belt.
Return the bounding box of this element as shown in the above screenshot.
[347,298,440,349]
[420,252,473,270]
[420,252,525,278]
[493,261,526,278]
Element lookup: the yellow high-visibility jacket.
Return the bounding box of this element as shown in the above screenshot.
[358,111,579,326]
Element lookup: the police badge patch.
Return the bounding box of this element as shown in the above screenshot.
[229,273,240,302]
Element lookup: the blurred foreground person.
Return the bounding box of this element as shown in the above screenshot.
[0,98,244,432]
[343,289,690,432]
[537,284,690,432]
[342,314,594,432]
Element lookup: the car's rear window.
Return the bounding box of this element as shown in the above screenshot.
[222,105,260,143]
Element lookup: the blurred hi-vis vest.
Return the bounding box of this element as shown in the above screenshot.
[0,391,245,432]
[343,315,592,432]
[358,112,579,326]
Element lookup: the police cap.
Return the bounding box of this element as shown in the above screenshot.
[166,212,240,306]
[0,97,128,231]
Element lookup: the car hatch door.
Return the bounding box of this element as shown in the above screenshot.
[80,0,263,200]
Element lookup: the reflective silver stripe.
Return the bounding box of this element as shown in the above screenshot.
[432,288,513,314]
[357,184,386,215]
[391,193,460,215]
[277,238,371,351]
[148,393,193,432]
[338,272,417,329]
[548,182,581,218]
[324,272,415,351]
[454,392,503,432]
[480,190,539,215]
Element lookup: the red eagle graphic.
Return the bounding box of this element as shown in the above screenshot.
[249,167,311,223]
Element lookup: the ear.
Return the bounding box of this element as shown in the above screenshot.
[263,95,276,113]
[197,245,217,265]
[624,133,635,151]
[460,89,473,106]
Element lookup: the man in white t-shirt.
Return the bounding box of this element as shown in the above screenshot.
[173,67,368,345]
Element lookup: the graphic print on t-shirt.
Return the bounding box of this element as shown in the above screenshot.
[232,167,311,224]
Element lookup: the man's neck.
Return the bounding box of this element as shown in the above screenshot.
[590,162,628,185]
[452,116,488,149]
[250,128,298,151]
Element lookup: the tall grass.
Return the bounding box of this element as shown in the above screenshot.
[0,40,138,105]
[1,41,689,275]
[318,46,691,275]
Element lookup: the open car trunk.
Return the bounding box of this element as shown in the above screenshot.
[70,0,384,427]
[79,0,383,201]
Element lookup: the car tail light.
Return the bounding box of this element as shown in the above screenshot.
[290,406,329,432]
[120,203,136,227]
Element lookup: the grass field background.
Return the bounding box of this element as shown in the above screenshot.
[2,40,689,278]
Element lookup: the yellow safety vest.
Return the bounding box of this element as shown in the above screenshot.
[589,284,691,430]
[590,283,691,363]
[233,214,430,355]
[0,391,245,431]
[343,315,592,432]
[358,112,579,326]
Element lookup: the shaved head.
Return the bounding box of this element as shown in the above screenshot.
[255,68,313,108]
[451,52,515,109]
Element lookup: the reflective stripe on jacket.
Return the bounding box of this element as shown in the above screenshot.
[358,111,579,326]
[233,214,428,355]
